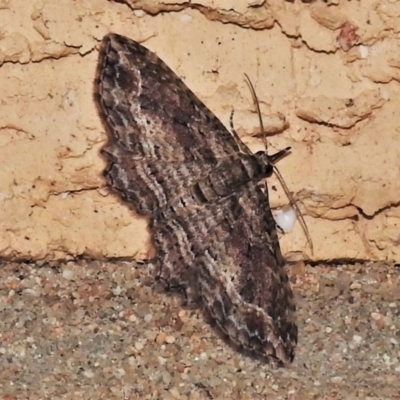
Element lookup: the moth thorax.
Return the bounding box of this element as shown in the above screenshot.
[253,151,274,177]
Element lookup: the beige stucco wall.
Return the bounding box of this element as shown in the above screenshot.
[0,0,399,262]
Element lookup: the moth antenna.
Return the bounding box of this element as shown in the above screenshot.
[245,74,314,254]
[229,110,252,155]
[272,165,314,254]
[244,73,267,151]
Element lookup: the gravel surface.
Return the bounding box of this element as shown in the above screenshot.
[0,260,399,399]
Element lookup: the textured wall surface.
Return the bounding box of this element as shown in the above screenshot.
[1,0,399,262]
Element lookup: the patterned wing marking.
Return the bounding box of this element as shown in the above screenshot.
[150,182,297,366]
[95,33,243,214]
[198,183,297,366]
[95,34,241,160]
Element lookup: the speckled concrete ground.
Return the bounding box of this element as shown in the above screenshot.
[0,260,399,399]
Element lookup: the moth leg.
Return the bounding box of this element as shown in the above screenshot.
[229,110,252,155]
[270,207,286,234]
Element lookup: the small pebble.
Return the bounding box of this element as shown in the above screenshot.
[165,335,176,344]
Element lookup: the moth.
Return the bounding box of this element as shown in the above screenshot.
[94,33,297,367]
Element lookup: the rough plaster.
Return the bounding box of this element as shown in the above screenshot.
[0,0,399,262]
